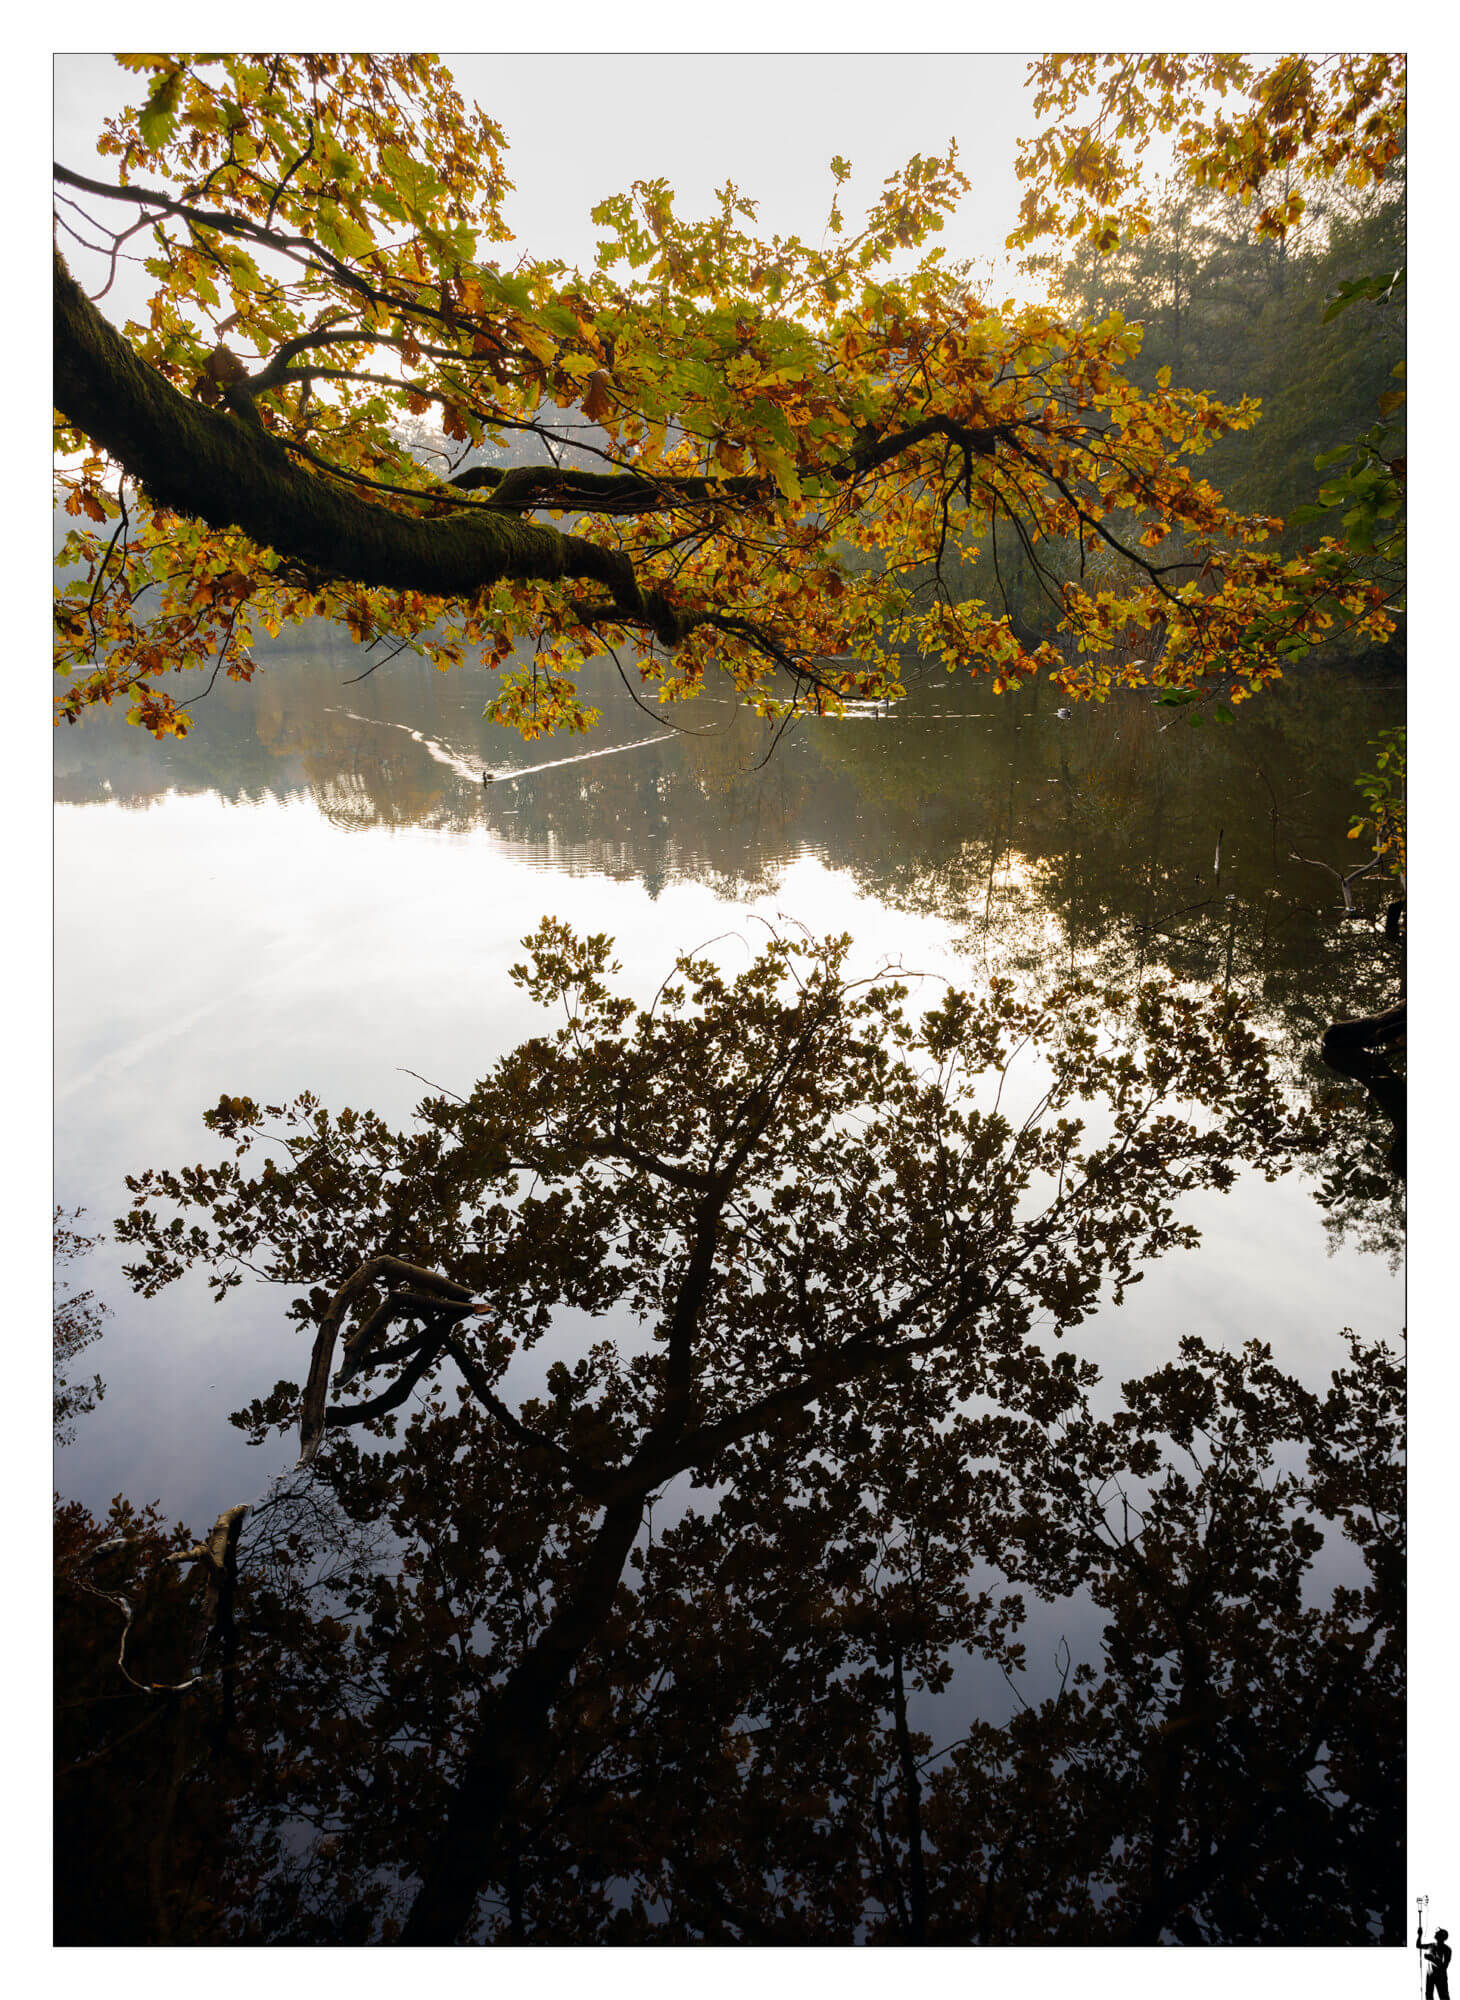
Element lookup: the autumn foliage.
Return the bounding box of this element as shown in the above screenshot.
[54,54,1398,741]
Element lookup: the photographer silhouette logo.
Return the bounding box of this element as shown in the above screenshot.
[1420,1901,1452,2000]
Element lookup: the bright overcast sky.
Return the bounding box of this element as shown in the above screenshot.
[448,52,1034,279]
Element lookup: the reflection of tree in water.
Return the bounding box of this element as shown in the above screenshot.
[815,670,1405,1263]
[54,1207,107,1447]
[57,641,1403,1258]
[56,928,1401,1944]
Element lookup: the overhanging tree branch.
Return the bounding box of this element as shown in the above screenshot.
[54,252,693,644]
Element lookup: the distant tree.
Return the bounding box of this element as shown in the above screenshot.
[1012,54,1405,618]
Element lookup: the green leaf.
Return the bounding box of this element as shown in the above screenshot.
[370,183,408,224]
[538,303,580,339]
[487,270,534,313]
[1321,267,1404,321]
[771,458,803,506]
[138,67,185,151]
[318,205,375,262]
[750,398,796,456]
[381,143,443,223]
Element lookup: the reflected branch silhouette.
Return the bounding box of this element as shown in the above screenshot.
[63,923,1406,1943]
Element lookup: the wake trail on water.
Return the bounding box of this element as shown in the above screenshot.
[327,711,667,785]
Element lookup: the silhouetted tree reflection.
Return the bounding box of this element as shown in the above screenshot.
[54,1495,239,1943]
[62,929,1400,1945]
[54,1207,107,1447]
[59,646,1404,1259]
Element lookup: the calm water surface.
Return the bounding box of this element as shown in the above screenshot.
[54,634,1404,1745]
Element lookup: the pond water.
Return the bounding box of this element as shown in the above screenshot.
[55,633,1405,1512]
[53,631,1405,1941]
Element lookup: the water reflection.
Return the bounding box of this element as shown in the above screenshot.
[55,633,1406,959]
[56,636,1405,1262]
[56,928,1402,1944]
[54,632,1404,1945]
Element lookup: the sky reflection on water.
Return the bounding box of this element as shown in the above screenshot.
[55,648,1404,1533]
[49,638,1413,1943]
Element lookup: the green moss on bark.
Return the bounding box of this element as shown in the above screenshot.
[53,253,607,600]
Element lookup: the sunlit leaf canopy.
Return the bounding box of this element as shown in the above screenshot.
[1009,53,1407,251]
[54,52,1398,741]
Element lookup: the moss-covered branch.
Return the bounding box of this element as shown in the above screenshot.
[53,252,662,617]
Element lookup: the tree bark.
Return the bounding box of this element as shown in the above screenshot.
[53,253,660,622]
[890,1642,929,1944]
